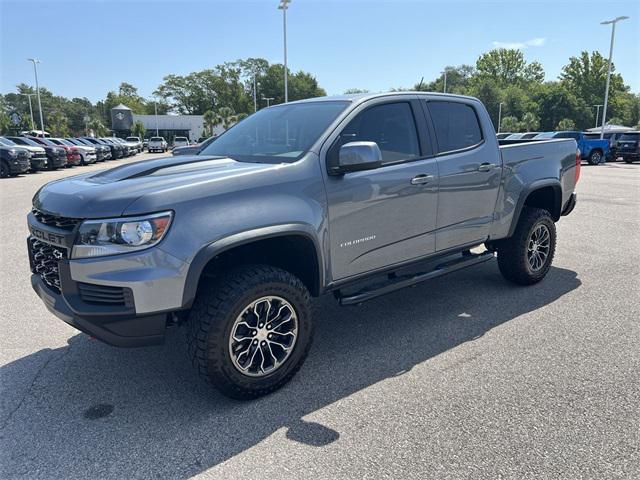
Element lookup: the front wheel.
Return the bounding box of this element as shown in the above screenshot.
[185,265,313,400]
[496,207,556,285]
[0,161,9,178]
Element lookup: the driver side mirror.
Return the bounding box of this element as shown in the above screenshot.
[333,141,382,174]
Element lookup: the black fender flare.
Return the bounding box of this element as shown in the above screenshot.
[181,223,324,309]
[507,179,562,237]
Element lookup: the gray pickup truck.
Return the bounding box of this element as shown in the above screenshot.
[27,93,579,399]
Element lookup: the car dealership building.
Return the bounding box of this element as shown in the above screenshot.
[111,104,224,142]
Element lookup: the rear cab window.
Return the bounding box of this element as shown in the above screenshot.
[425,101,483,154]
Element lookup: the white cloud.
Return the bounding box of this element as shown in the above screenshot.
[492,37,547,50]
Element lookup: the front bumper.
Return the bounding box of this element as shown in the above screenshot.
[32,274,168,347]
[27,211,190,347]
[7,156,30,174]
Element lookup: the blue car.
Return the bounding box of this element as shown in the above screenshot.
[535,131,610,165]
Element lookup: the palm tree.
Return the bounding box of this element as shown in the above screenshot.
[203,110,222,135]
[521,112,539,132]
[87,118,108,137]
[218,107,236,130]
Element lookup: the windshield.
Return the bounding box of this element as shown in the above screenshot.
[0,137,17,146]
[620,133,639,141]
[200,101,349,163]
[8,137,40,146]
[150,137,163,141]
[126,137,139,141]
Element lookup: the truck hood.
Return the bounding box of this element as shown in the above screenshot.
[33,155,278,218]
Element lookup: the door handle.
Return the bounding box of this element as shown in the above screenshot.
[478,162,496,172]
[410,174,434,185]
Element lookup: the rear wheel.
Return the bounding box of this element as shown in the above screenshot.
[496,207,556,285]
[588,149,602,165]
[0,161,9,178]
[185,265,313,400]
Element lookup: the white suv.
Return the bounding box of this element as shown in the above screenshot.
[173,136,190,149]
[148,136,168,153]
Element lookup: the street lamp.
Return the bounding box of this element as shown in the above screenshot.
[27,58,45,136]
[262,96,275,107]
[593,104,604,128]
[497,102,504,133]
[278,0,291,102]
[442,69,449,93]
[20,93,36,129]
[154,98,159,136]
[599,15,629,139]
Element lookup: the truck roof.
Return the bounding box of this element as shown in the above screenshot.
[284,91,478,106]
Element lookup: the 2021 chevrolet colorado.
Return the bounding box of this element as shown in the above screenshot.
[27,93,579,399]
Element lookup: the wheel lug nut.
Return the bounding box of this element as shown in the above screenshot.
[267,325,271,330]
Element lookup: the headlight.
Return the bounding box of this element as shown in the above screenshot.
[72,211,173,259]
[8,149,18,158]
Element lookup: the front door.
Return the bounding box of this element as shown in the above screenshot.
[324,100,439,280]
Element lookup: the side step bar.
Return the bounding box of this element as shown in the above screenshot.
[336,251,494,306]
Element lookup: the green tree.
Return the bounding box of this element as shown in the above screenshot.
[556,118,576,130]
[203,109,223,135]
[521,112,540,132]
[533,82,591,131]
[500,116,520,132]
[344,88,370,94]
[468,78,501,130]
[218,106,237,130]
[132,120,145,139]
[88,118,108,137]
[476,49,544,86]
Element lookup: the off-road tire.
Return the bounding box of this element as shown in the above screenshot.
[185,265,313,400]
[497,207,556,285]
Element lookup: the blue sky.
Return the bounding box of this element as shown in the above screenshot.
[1,0,638,102]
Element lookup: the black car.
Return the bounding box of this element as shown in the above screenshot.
[6,136,67,170]
[0,136,47,172]
[71,138,109,161]
[0,145,31,177]
[617,132,639,163]
[82,137,124,159]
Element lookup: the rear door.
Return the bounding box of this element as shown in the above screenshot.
[423,99,502,250]
[323,98,439,280]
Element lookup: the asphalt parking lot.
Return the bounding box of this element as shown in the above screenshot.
[0,155,638,479]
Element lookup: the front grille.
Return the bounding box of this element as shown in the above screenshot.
[78,283,131,306]
[32,209,81,231]
[29,238,66,293]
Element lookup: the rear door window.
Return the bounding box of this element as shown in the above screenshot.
[426,101,483,154]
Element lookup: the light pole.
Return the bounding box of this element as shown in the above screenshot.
[497,102,504,133]
[262,96,274,107]
[593,104,604,128]
[278,0,291,102]
[27,58,45,136]
[253,73,258,112]
[442,69,448,93]
[21,93,36,129]
[600,16,629,139]
[154,99,159,136]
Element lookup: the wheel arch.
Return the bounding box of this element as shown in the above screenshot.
[507,180,562,237]
[181,224,324,308]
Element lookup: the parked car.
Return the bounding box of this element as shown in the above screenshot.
[172,136,216,156]
[496,132,513,139]
[0,145,31,177]
[32,137,82,167]
[112,137,138,156]
[0,136,47,171]
[100,137,135,157]
[143,138,149,151]
[172,136,190,149]
[49,138,97,165]
[67,138,110,162]
[26,92,580,399]
[584,131,631,161]
[616,131,639,163]
[83,137,124,159]
[532,131,609,165]
[6,136,67,170]
[125,136,143,153]
[148,136,168,152]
